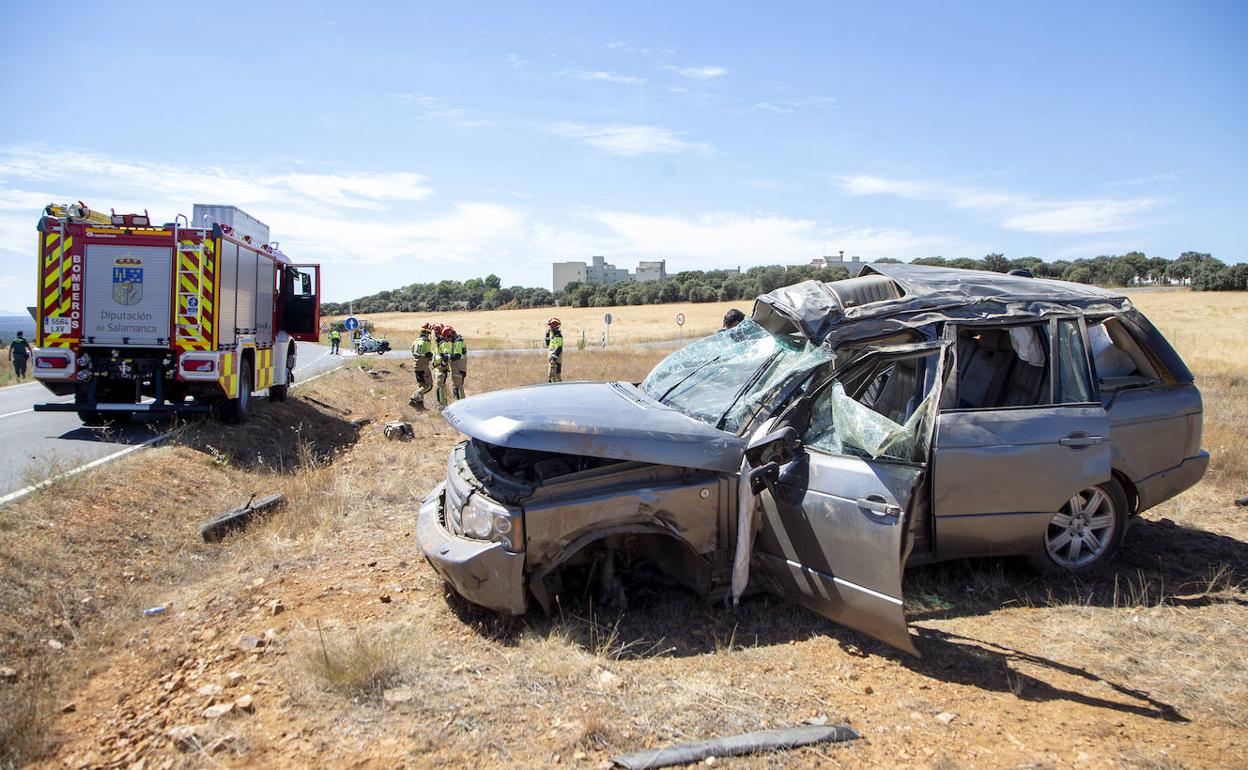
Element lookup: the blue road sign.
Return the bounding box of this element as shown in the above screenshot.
[344,316,360,331]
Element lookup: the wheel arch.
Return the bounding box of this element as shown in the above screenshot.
[528,523,709,612]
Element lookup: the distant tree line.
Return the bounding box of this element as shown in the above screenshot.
[321,273,554,315]
[323,251,1245,315]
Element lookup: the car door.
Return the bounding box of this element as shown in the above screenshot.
[931,317,1112,557]
[752,342,948,656]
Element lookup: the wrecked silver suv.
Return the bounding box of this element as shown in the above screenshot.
[418,264,1208,653]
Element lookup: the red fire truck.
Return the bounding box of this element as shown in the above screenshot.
[31,202,321,424]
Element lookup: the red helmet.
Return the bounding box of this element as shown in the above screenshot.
[442,326,456,338]
[421,322,433,332]
[547,317,561,328]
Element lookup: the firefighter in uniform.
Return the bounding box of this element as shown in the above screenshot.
[545,318,564,382]
[408,323,435,410]
[447,327,468,400]
[433,324,452,407]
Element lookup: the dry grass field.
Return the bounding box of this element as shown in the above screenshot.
[326,300,744,349]
[2,289,1246,769]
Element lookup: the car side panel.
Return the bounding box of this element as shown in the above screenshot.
[932,406,1112,558]
[1105,383,1202,488]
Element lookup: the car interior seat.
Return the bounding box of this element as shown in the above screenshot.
[957,326,1049,408]
[957,329,1013,408]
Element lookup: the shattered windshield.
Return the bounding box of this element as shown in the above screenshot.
[640,320,832,432]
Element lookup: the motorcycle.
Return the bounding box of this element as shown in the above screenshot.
[354,337,392,355]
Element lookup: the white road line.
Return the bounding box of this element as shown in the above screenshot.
[0,399,74,420]
[0,433,170,508]
[0,364,346,508]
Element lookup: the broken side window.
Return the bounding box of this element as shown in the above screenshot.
[805,351,940,463]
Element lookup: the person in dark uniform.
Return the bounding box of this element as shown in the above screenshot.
[8,331,32,381]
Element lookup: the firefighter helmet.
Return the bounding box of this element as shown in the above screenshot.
[547,317,561,328]
[421,322,433,332]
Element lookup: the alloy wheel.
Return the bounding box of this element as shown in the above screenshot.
[1044,486,1118,568]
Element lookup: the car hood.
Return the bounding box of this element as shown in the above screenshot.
[442,381,747,473]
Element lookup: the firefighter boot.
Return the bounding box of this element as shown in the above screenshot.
[408,393,426,411]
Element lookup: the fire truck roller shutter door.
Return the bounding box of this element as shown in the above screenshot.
[236,246,257,333]
[255,254,275,345]
[82,244,174,346]
[218,241,238,346]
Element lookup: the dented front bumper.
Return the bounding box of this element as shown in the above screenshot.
[417,482,528,615]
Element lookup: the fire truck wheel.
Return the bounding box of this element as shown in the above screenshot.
[75,389,133,427]
[77,409,132,427]
[220,361,254,423]
[269,379,289,402]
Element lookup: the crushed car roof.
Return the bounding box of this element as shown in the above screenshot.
[753,263,1133,346]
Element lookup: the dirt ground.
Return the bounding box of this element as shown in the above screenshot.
[2,292,1247,769]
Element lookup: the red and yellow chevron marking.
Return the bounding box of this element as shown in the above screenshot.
[202,238,217,344]
[40,231,76,347]
[217,351,238,398]
[175,238,213,352]
[254,347,268,390]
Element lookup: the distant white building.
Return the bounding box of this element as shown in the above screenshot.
[553,256,667,292]
[812,251,874,277]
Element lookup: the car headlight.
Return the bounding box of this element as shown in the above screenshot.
[462,502,494,539]
[459,492,523,551]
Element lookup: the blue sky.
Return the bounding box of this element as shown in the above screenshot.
[0,0,1244,310]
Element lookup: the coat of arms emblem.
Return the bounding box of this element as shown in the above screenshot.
[112,256,143,306]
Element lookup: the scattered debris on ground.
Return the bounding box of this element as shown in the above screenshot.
[611,725,859,769]
[199,493,286,543]
[383,421,414,441]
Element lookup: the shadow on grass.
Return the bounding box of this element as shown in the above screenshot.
[435,513,1247,723]
[170,396,361,472]
[905,515,1248,621]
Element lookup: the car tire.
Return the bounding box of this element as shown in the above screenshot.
[269,367,292,402]
[1030,478,1128,575]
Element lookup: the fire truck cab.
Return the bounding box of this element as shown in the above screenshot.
[31,202,321,424]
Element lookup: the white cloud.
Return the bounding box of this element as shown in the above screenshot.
[605,41,654,55]
[839,174,1157,234]
[561,69,647,85]
[0,145,528,306]
[397,94,494,128]
[663,65,727,79]
[503,53,529,68]
[751,95,836,114]
[549,123,711,156]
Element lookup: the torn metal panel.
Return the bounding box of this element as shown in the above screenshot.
[611,725,859,770]
[524,472,720,567]
[752,264,1133,348]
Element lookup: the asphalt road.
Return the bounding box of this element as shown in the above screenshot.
[0,341,342,500]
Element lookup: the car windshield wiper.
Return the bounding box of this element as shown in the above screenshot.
[658,355,723,403]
